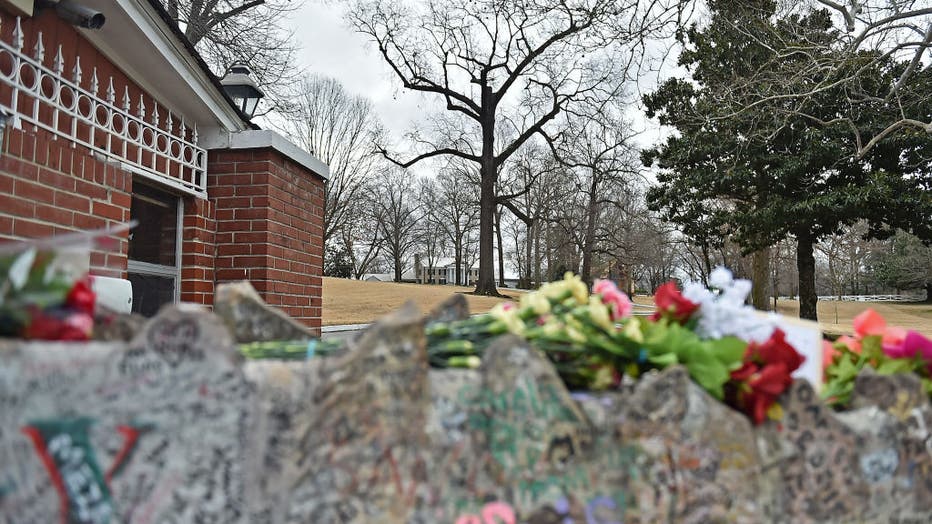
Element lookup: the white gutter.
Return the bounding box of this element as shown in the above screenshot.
[79,0,247,133]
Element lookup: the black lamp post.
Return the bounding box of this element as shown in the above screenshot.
[220,63,265,119]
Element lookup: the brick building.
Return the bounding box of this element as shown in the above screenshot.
[0,0,328,333]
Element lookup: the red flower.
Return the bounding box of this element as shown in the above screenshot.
[728,329,804,425]
[22,308,93,341]
[65,277,96,315]
[751,328,804,372]
[650,281,699,324]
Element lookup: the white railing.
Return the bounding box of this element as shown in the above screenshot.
[0,17,206,196]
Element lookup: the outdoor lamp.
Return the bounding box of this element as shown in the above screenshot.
[220,63,265,119]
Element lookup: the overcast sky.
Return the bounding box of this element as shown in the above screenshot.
[285,2,429,140]
[283,1,681,153]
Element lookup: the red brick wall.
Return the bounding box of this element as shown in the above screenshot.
[0,8,191,279]
[208,148,324,333]
[0,126,131,278]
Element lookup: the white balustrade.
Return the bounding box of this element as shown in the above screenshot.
[0,17,207,196]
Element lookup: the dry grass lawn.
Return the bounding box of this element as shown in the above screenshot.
[776,299,932,337]
[322,277,523,326]
[323,278,932,336]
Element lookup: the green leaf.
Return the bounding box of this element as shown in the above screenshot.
[685,350,730,400]
[709,336,747,368]
[875,358,915,375]
[829,356,860,382]
[647,352,679,366]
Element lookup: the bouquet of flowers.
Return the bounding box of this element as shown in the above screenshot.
[0,246,96,341]
[426,269,806,424]
[822,309,932,405]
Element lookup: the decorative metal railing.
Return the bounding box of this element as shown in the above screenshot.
[0,17,207,196]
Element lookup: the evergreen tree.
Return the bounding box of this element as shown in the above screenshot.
[643,0,932,320]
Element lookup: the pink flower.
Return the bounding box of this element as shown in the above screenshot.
[882,329,932,362]
[853,309,886,337]
[593,279,633,320]
[822,340,838,371]
[836,335,862,353]
[881,327,909,358]
[908,331,932,361]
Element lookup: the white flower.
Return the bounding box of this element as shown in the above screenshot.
[686,267,777,343]
[708,266,734,289]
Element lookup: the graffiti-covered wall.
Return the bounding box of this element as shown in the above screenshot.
[0,303,930,523]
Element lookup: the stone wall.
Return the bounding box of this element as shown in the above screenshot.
[1,302,930,523]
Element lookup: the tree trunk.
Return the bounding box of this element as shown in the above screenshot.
[580,176,598,285]
[751,248,771,310]
[495,206,506,287]
[925,282,932,303]
[796,233,818,321]
[534,219,541,288]
[454,242,462,286]
[394,253,402,282]
[525,218,534,288]
[474,86,498,295]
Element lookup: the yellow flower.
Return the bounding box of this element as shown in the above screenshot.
[622,317,644,343]
[490,301,517,322]
[490,302,524,336]
[588,296,613,332]
[538,280,568,300]
[567,326,586,343]
[542,318,564,338]
[590,365,615,390]
[563,272,588,305]
[521,292,551,316]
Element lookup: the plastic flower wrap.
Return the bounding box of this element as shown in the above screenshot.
[1,246,96,341]
[0,224,134,341]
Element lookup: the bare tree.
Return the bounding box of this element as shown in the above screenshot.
[371,169,421,282]
[280,75,384,246]
[431,164,480,286]
[546,109,640,284]
[415,177,448,284]
[342,192,385,279]
[160,0,303,113]
[346,0,690,295]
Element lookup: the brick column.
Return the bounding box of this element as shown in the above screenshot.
[179,197,216,306]
[207,147,324,334]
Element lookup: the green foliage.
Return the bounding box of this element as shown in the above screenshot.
[640,319,746,400]
[869,230,932,296]
[642,1,932,255]
[323,243,354,278]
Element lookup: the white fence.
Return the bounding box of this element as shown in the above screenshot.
[0,17,207,196]
[814,294,925,302]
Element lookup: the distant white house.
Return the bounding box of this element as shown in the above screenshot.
[361,269,418,283]
[413,255,520,288]
[361,273,393,282]
[414,256,479,286]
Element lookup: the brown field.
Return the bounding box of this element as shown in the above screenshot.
[323,278,932,336]
[322,277,523,326]
[776,299,932,337]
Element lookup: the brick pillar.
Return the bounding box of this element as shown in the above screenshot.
[179,196,216,305]
[207,148,324,334]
